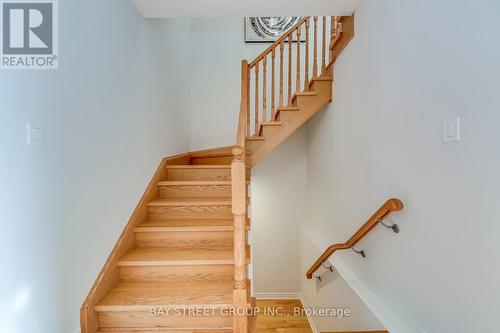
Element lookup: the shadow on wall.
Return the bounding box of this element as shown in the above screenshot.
[299,230,386,332]
[315,262,343,288]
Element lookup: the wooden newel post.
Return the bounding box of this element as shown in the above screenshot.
[231,146,248,333]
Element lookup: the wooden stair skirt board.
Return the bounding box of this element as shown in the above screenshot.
[82,15,355,333]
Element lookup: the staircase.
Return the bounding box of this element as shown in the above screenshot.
[81,15,354,333]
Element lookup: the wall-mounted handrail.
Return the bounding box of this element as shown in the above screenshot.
[306,198,404,279]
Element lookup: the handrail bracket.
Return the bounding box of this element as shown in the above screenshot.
[379,217,400,233]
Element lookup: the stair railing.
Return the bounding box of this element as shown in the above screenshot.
[306,198,404,279]
[239,16,353,138]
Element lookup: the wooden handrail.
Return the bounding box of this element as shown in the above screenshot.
[246,16,350,138]
[249,17,308,68]
[306,198,404,279]
[236,59,249,148]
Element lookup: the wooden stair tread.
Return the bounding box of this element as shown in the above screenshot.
[246,136,265,141]
[311,75,333,81]
[259,122,283,136]
[95,281,233,311]
[260,121,282,126]
[147,198,232,207]
[158,180,249,186]
[274,106,301,121]
[276,106,300,111]
[117,246,250,266]
[294,91,317,96]
[291,91,318,105]
[166,165,231,169]
[189,145,251,158]
[136,219,249,232]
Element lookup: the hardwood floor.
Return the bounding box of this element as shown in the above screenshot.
[254,300,313,333]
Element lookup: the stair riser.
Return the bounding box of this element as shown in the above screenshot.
[119,265,234,283]
[191,156,233,165]
[159,185,231,199]
[261,126,281,138]
[293,95,318,108]
[245,140,263,153]
[98,310,232,329]
[148,206,233,220]
[136,231,234,248]
[167,169,231,181]
[294,84,331,109]
[309,79,332,92]
[275,111,299,123]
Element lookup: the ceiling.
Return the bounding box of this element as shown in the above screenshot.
[131,0,361,18]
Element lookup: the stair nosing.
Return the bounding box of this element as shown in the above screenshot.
[246,136,265,141]
[134,218,251,233]
[311,75,333,81]
[94,303,234,312]
[147,198,232,207]
[260,121,283,126]
[97,327,233,332]
[166,165,231,169]
[276,106,300,111]
[117,246,251,267]
[295,91,317,96]
[158,180,249,186]
[135,225,250,233]
[116,258,243,267]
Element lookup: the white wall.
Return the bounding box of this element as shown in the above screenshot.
[300,232,384,332]
[0,2,190,332]
[250,127,308,295]
[305,0,500,332]
[186,17,332,150]
[187,18,266,150]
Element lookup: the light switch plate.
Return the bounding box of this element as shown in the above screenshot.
[442,117,460,142]
[27,122,43,145]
